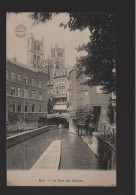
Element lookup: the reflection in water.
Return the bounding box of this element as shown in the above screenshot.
[7,128,104,170]
[60,129,103,169]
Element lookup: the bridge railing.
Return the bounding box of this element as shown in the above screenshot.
[47,113,68,118]
[95,123,116,147]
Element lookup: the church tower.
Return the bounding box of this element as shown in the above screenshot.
[27,33,44,71]
[51,44,65,70]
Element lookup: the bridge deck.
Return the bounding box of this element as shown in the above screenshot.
[31,140,61,170]
[47,114,68,119]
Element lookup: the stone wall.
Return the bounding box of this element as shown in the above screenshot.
[7,126,49,148]
[7,113,48,134]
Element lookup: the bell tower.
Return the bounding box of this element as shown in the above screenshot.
[27,33,44,71]
[51,44,65,70]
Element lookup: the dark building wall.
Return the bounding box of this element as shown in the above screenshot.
[69,67,111,133]
[89,86,110,106]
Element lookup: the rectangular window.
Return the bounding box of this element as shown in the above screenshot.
[63,98,66,102]
[17,103,21,112]
[39,80,42,88]
[112,92,116,100]
[6,70,8,80]
[11,87,16,96]
[11,72,16,81]
[9,103,16,112]
[59,90,64,94]
[34,44,36,50]
[17,87,21,97]
[25,89,28,98]
[32,78,35,86]
[25,104,27,112]
[52,52,55,57]
[39,106,42,112]
[96,86,103,93]
[18,74,22,82]
[32,90,35,99]
[37,45,40,51]
[39,91,42,100]
[25,77,28,85]
[32,104,35,112]
[84,90,89,96]
[34,55,37,64]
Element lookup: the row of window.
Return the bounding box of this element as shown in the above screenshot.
[33,55,41,65]
[77,90,89,99]
[55,78,65,86]
[6,71,42,87]
[69,90,89,99]
[52,51,63,57]
[34,44,41,52]
[48,88,53,95]
[56,89,65,95]
[53,98,66,103]
[69,86,103,99]
[7,86,43,100]
[8,103,43,113]
[54,71,67,77]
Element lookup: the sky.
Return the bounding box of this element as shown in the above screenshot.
[6,12,90,67]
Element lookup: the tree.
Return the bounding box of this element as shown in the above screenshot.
[30,12,116,93]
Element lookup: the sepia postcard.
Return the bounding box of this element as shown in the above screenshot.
[6,12,117,186]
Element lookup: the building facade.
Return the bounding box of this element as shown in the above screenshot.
[6,58,48,132]
[51,68,69,115]
[47,45,70,121]
[69,67,112,134]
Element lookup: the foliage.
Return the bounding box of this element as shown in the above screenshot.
[30,12,116,93]
[76,105,99,126]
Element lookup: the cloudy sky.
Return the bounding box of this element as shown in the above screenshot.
[7,12,90,67]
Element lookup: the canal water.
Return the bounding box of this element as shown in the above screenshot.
[7,128,104,170]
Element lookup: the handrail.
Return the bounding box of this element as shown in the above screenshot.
[96,123,116,146]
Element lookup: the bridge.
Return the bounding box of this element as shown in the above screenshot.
[47,113,69,121]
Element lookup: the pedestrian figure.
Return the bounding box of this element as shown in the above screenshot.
[89,122,96,135]
[85,117,90,136]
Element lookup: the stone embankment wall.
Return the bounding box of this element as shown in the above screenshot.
[7,124,58,148]
[81,133,116,170]
[7,115,49,134]
[97,135,116,169]
[91,133,116,169]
